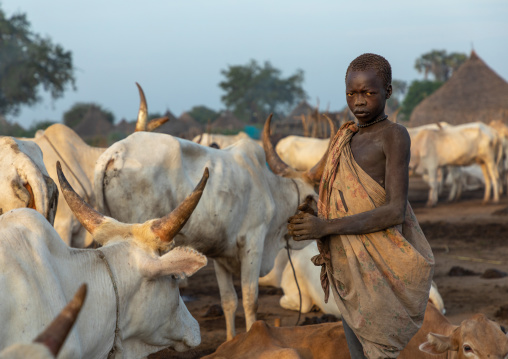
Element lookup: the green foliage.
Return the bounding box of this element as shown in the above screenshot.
[414,50,467,82]
[0,7,75,116]
[188,105,219,125]
[400,80,443,120]
[0,117,56,137]
[219,60,307,123]
[63,102,115,128]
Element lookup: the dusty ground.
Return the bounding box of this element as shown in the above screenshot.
[150,177,508,358]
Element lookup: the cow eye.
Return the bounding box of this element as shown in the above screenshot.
[463,344,473,353]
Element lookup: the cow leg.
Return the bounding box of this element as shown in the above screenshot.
[480,163,494,203]
[241,247,264,332]
[426,166,439,207]
[214,260,238,341]
[486,161,500,202]
[447,168,458,202]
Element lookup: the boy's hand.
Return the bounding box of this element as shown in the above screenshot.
[287,212,327,241]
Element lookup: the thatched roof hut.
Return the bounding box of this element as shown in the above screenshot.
[114,118,136,134]
[154,110,202,139]
[409,50,508,127]
[73,107,113,139]
[211,111,245,132]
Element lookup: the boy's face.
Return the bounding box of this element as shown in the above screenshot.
[346,69,392,123]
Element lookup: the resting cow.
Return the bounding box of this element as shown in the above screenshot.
[94,115,335,340]
[0,163,208,358]
[0,136,58,223]
[21,83,167,247]
[204,303,508,359]
[260,242,445,316]
[0,284,86,359]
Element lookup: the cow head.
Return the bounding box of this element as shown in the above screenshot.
[419,314,508,358]
[0,137,58,224]
[0,284,87,359]
[56,161,208,354]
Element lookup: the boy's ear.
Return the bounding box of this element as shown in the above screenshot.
[386,84,392,99]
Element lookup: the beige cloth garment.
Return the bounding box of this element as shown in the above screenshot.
[312,121,435,358]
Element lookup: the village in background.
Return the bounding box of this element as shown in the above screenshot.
[2,49,507,148]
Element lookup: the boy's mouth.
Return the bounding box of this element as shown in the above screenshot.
[354,111,369,117]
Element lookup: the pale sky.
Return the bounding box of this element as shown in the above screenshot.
[3,0,508,128]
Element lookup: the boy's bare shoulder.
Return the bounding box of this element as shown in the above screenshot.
[381,122,410,144]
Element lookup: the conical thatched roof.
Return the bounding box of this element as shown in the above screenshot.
[287,100,313,123]
[73,107,113,139]
[211,111,245,131]
[409,51,508,127]
[114,118,136,134]
[155,110,202,139]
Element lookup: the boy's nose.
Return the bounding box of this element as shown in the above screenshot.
[354,95,366,106]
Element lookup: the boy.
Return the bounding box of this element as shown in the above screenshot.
[287,53,434,358]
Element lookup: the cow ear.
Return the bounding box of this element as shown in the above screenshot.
[419,332,454,354]
[139,246,207,279]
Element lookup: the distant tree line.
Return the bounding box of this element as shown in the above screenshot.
[0,4,468,132]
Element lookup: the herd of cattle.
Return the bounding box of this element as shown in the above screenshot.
[1,86,508,358]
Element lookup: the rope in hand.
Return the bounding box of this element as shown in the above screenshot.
[288,178,303,326]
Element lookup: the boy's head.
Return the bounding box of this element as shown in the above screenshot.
[345,53,392,89]
[345,53,392,123]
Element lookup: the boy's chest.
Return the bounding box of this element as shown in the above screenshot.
[350,133,386,186]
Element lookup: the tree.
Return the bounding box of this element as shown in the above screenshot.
[400,80,443,120]
[414,50,467,82]
[0,116,55,137]
[187,105,219,125]
[219,60,307,123]
[0,7,76,116]
[63,103,115,128]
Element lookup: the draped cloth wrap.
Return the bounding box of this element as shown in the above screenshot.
[311,121,435,358]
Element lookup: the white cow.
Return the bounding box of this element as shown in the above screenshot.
[0,137,58,223]
[260,242,446,316]
[22,83,167,247]
[0,284,86,359]
[0,163,208,358]
[409,122,500,207]
[94,115,334,340]
[489,119,508,193]
[192,131,251,148]
[275,136,329,171]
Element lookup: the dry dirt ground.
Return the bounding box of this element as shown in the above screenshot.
[150,177,508,359]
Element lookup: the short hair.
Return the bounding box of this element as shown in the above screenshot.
[345,53,392,88]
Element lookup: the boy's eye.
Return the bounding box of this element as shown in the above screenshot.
[366,92,372,96]
[347,93,353,97]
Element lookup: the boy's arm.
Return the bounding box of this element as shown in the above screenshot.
[288,124,410,240]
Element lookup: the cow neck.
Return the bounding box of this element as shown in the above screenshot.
[96,249,120,358]
[41,133,91,203]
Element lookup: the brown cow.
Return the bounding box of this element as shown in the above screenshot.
[205,303,508,359]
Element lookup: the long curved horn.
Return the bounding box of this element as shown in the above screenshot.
[34,284,87,356]
[147,116,169,132]
[305,114,336,184]
[135,82,148,132]
[151,168,209,242]
[56,161,105,235]
[262,114,299,178]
